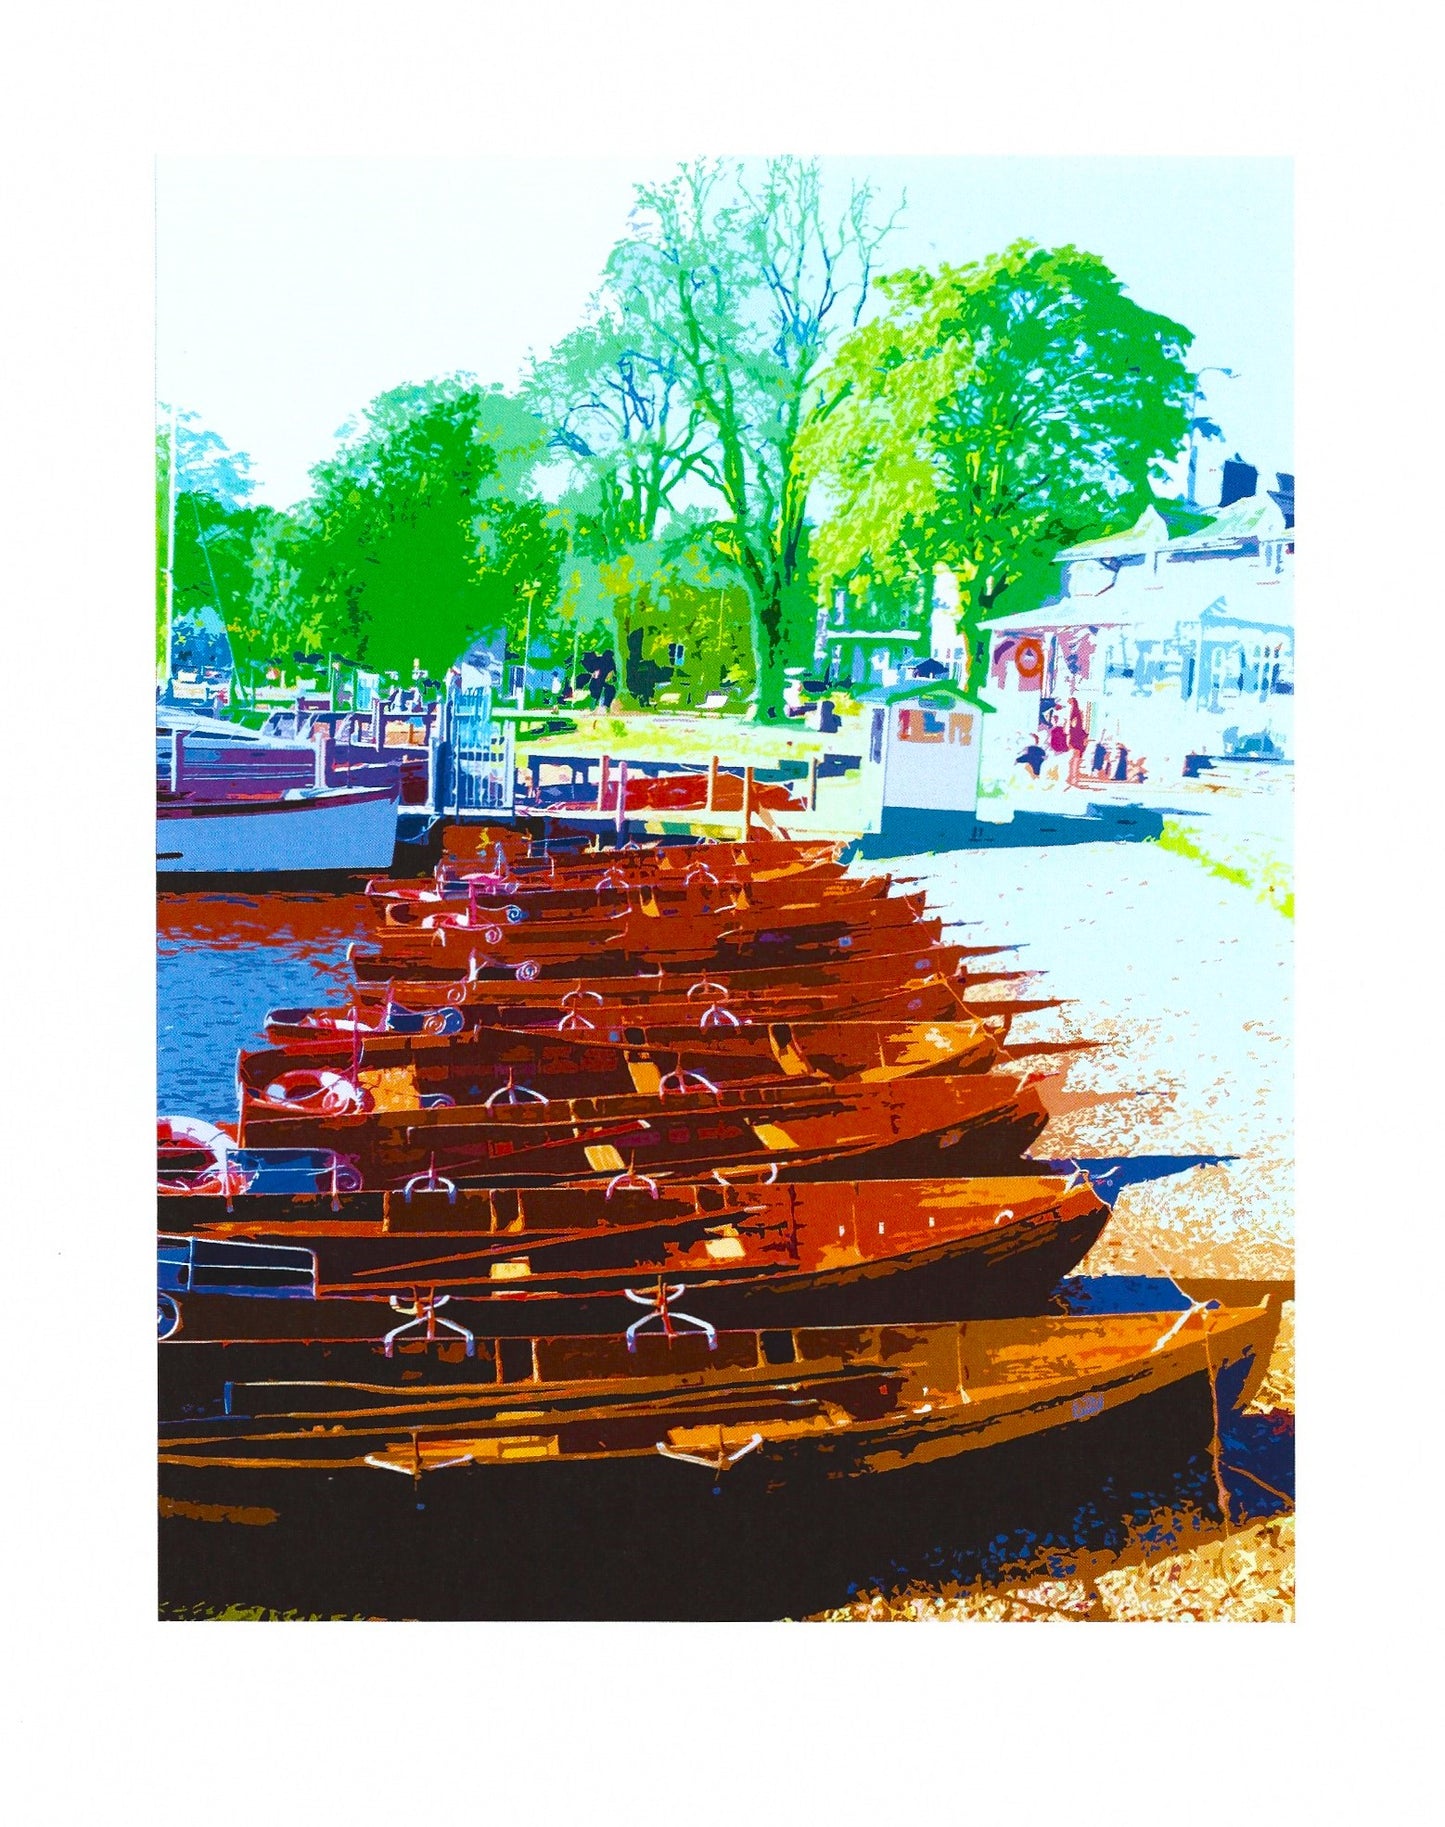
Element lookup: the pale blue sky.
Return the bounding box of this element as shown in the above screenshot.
[157,156,1292,510]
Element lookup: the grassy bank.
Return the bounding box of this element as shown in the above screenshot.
[1157,818,1294,919]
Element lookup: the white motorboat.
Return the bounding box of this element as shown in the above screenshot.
[157,783,399,876]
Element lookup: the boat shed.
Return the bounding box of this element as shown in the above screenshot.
[857,677,988,855]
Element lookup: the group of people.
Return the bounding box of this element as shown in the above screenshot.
[1015,697,1146,788]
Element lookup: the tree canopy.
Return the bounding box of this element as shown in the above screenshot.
[800,240,1198,694]
[534,158,901,713]
[254,379,566,684]
[157,184,1207,721]
[156,409,278,677]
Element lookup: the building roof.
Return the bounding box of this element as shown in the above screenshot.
[983,593,1292,644]
[856,678,994,711]
[1166,492,1289,547]
[1053,505,1170,560]
[1053,490,1292,566]
[980,604,1125,632]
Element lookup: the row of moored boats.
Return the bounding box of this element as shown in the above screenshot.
[157,829,1275,1517]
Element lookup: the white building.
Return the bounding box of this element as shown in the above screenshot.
[981,483,1295,780]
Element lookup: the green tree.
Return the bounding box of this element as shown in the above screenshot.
[156,407,277,682]
[259,378,566,684]
[525,300,714,706]
[801,241,1198,695]
[599,158,901,713]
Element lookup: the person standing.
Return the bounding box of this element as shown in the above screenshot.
[1042,705,1069,785]
[1065,696,1089,786]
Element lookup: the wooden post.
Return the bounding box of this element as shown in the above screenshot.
[742,765,755,833]
[806,754,819,812]
[170,729,185,795]
[314,723,329,789]
[706,753,719,812]
[372,697,383,751]
[614,759,628,836]
[597,753,610,812]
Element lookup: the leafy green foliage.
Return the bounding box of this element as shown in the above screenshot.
[525,310,714,706]
[543,158,901,712]
[255,379,565,683]
[156,409,279,678]
[157,202,1204,721]
[801,241,1197,691]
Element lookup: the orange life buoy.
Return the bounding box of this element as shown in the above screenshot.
[1015,637,1045,681]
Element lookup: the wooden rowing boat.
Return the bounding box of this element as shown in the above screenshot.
[155,1174,1113,1346]
[367,883,931,952]
[353,911,945,982]
[344,940,983,997]
[439,833,845,881]
[364,861,875,922]
[157,1303,1278,1510]
[261,976,987,1044]
[236,1016,1004,1113]
[229,1067,1054,1189]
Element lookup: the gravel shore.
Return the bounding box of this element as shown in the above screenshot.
[825,780,1295,1622]
[889,789,1294,1285]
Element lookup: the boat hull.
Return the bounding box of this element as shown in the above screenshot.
[155,1193,1111,1357]
[233,1071,1051,1188]
[157,1305,1278,1621]
[157,787,399,876]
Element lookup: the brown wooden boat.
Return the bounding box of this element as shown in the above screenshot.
[438,832,845,883]
[353,911,945,983]
[230,1066,1054,1188]
[262,976,994,1044]
[237,1016,1004,1115]
[157,1303,1279,1508]
[367,882,931,951]
[365,861,876,924]
[440,830,843,873]
[155,1173,1113,1345]
[345,940,984,997]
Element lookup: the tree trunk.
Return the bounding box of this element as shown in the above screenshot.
[744,581,789,719]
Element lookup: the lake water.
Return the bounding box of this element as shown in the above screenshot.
[157,892,375,1121]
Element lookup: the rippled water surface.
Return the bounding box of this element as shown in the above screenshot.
[157,893,374,1120]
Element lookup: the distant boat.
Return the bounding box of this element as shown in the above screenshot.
[157,782,399,876]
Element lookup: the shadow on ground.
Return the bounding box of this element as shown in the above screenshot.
[857,802,1176,860]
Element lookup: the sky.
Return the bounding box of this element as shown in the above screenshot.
[156,156,1292,512]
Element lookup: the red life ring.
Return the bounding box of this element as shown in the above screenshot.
[1014,637,1045,681]
[157,1116,248,1196]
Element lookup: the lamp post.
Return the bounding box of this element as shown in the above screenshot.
[163,400,178,688]
[1185,367,1239,509]
[517,585,537,712]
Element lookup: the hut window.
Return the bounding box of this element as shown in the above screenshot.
[759,1330,798,1366]
[897,708,946,743]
